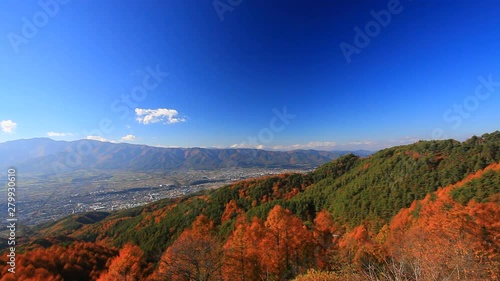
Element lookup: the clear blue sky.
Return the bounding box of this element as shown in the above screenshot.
[1,0,499,151]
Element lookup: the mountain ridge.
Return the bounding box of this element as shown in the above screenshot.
[0,138,373,174]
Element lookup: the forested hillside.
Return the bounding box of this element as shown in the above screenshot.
[1,132,499,280]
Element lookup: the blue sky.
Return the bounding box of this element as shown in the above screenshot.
[1,0,499,151]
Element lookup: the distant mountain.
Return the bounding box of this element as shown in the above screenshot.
[0,138,363,174]
[0,138,68,169]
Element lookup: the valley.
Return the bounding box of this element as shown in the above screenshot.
[1,167,312,226]
[0,138,349,226]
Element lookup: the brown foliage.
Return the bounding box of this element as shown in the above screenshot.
[382,163,500,280]
[221,200,243,224]
[312,210,342,270]
[292,269,364,281]
[222,216,265,281]
[156,215,223,281]
[260,205,314,280]
[0,242,116,281]
[97,243,149,281]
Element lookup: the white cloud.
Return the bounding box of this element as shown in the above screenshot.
[399,137,419,144]
[86,135,115,143]
[230,141,336,151]
[47,132,73,137]
[347,141,375,145]
[135,108,186,124]
[121,134,136,141]
[230,143,264,149]
[230,143,248,148]
[272,141,337,151]
[153,144,182,148]
[229,140,383,151]
[0,120,17,134]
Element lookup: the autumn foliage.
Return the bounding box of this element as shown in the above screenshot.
[97,243,150,281]
[0,242,116,281]
[1,134,499,280]
[380,163,500,280]
[155,215,223,281]
[222,216,265,281]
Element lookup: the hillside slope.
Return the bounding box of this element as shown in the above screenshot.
[1,131,499,280]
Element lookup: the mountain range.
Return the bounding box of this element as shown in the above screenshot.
[0,138,373,174]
